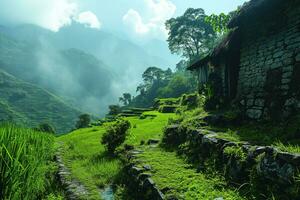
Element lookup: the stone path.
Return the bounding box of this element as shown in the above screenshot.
[56,150,90,200]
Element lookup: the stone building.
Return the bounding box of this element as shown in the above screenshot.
[189,0,300,120]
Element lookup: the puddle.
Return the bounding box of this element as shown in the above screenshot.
[101,185,114,200]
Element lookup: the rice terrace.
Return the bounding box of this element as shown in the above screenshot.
[0,0,300,199]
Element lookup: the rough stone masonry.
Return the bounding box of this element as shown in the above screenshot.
[235,2,300,120]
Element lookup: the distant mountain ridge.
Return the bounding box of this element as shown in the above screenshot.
[0,29,113,114]
[0,69,81,133]
[0,23,178,129]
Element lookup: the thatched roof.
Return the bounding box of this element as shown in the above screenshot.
[187,29,240,70]
[228,0,296,28]
[187,55,210,71]
[210,29,240,66]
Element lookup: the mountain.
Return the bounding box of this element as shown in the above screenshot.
[0,23,179,116]
[0,30,113,114]
[3,23,178,89]
[0,69,81,133]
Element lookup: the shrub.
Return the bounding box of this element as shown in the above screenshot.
[158,105,178,113]
[75,114,91,129]
[108,105,122,116]
[101,119,131,153]
[35,123,56,134]
[223,146,247,162]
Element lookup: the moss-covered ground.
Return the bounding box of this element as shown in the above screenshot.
[136,146,245,200]
[179,105,300,153]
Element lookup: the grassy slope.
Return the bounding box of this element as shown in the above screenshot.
[180,106,300,153]
[58,126,121,199]
[58,111,244,199]
[0,69,81,133]
[136,147,244,200]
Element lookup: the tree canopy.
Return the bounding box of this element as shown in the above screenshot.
[165,8,216,62]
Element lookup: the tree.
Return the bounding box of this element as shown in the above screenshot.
[101,119,131,153]
[175,60,188,72]
[75,114,91,129]
[158,74,193,98]
[205,13,231,35]
[165,8,216,61]
[108,105,121,115]
[35,123,55,134]
[119,93,132,106]
[142,67,165,85]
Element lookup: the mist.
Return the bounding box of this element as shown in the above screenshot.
[0,22,177,116]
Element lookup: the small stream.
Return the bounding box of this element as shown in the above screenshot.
[101,185,114,200]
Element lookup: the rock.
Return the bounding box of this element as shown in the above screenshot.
[144,178,155,187]
[277,152,300,165]
[147,139,160,145]
[131,166,145,175]
[153,186,165,200]
[203,115,226,126]
[138,173,151,182]
[143,165,152,171]
[214,198,224,200]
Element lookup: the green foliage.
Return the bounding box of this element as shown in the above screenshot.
[165,8,216,61]
[0,69,81,133]
[108,105,122,116]
[130,64,197,108]
[205,13,231,35]
[154,97,180,109]
[75,114,91,129]
[57,111,174,198]
[119,93,132,106]
[223,146,247,162]
[35,123,56,134]
[136,147,245,200]
[58,126,122,199]
[202,72,225,110]
[0,124,56,200]
[274,142,300,154]
[101,119,131,153]
[158,74,192,98]
[158,105,178,113]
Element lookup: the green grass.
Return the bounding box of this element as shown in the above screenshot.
[57,111,176,199]
[274,142,300,154]
[125,111,176,146]
[178,104,300,154]
[136,146,245,200]
[0,123,61,200]
[58,126,122,199]
[58,111,248,199]
[223,146,247,162]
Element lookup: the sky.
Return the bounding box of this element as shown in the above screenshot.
[0,0,248,40]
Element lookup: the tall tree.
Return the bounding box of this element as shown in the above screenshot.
[119,93,132,106]
[75,114,91,129]
[165,8,216,62]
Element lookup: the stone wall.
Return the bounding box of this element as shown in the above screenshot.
[237,3,300,119]
[124,150,165,200]
[163,125,300,199]
[56,154,89,200]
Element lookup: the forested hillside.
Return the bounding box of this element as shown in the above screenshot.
[0,69,81,133]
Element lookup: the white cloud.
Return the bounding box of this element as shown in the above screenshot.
[123,0,176,38]
[123,9,149,34]
[75,11,101,29]
[0,0,101,32]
